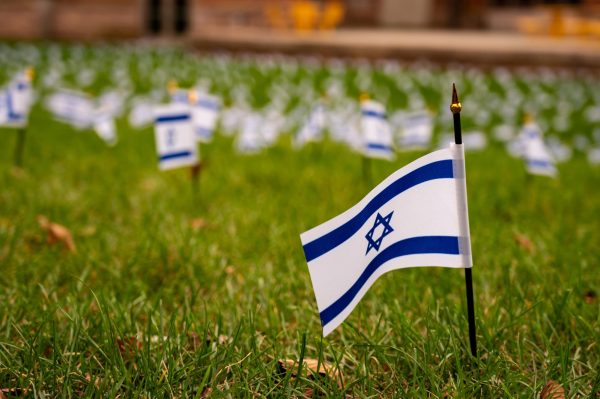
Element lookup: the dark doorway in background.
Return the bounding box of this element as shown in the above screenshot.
[175,0,188,34]
[148,0,162,34]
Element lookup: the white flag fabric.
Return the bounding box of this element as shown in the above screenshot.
[190,93,220,142]
[361,100,394,160]
[519,122,557,177]
[45,89,95,130]
[301,144,472,336]
[0,71,33,128]
[128,100,154,129]
[294,104,325,148]
[154,104,198,170]
[236,113,263,154]
[93,107,118,146]
[398,111,433,150]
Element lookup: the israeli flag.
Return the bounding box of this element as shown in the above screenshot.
[236,113,263,154]
[519,122,557,177]
[0,71,33,128]
[45,89,95,130]
[294,104,325,148]
[301,144,472,336]
[154,104,198,170]
[190,92,220,142]
[361,100,394,160]
[398,111,433,150]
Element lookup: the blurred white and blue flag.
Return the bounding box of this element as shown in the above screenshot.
[45,89,95,130]
[301,144,472,336]
[361,100,394,160]
[190,92,220,143]
[519,122,557,177]
[154,104,198,170]
[0,70,33,128]
[398,111,433,150]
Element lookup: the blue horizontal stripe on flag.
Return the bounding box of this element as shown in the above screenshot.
[159,151,193,162]
[319,235,460,327]
[527,159,554,169]
[155,114,190,124]
[302,159,454,262]
[366,143,392,152]
[362,110,386,120]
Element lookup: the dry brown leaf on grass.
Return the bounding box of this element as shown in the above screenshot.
[540,380,566,399]
[513,232,535,253]
[0,388,29,398]
[37,215,76,253]
[583,290,597,304]
[191,218,209,230]
[278,358,343,385]
[116,336,142,359]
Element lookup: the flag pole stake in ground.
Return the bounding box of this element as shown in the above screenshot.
[13,127,27,168]
[451,83,478,358]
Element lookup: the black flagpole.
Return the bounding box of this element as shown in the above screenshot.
[451,83,477,358]
[14,127,27,168]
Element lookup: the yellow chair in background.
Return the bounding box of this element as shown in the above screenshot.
[291,0,320,33]
[320,1,345,31]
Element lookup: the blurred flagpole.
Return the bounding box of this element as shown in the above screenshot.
[13,127,27,168]
[451,83,477,358]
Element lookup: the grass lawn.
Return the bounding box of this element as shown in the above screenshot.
[0,44,599,397]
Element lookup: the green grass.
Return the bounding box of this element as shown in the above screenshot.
[0,43,599,397]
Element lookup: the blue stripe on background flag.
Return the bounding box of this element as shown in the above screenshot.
[361,100,394,160]
[300,144,472,336]
[520,122,557,177]
[154,104,198,170]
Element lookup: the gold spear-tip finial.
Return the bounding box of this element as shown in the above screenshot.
[524,112,533,124]
[25,66,35,81]
[359,92,370,103]
[188,89,198,104]
[450,83,462,114]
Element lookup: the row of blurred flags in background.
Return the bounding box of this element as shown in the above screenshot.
[2,46,600,177]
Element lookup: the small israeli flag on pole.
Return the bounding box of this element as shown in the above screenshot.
[301,86,477,357]
[154,104,198,170]
[519,120,557,177]
[301,142,472,336]
[0,68,34,129]
[360,99,394,160]
[189,90,220,143]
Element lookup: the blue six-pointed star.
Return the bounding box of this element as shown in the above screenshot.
[365,211,394,255]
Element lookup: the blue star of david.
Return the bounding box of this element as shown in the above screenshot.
[365,211,394,255]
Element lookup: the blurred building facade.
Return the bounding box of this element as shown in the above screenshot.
[0,0,598,40]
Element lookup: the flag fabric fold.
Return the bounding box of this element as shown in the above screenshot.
[300,144,472,336]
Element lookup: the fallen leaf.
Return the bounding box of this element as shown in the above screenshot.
[0,388,29,397]
[540,380,565,399]
[514,232,535,253]
[116,336,142,358]
[278,358,342,384]
[191,218,209,230]
[38,215,76,253]
[200,387,212,398]
[583,290,597,304]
